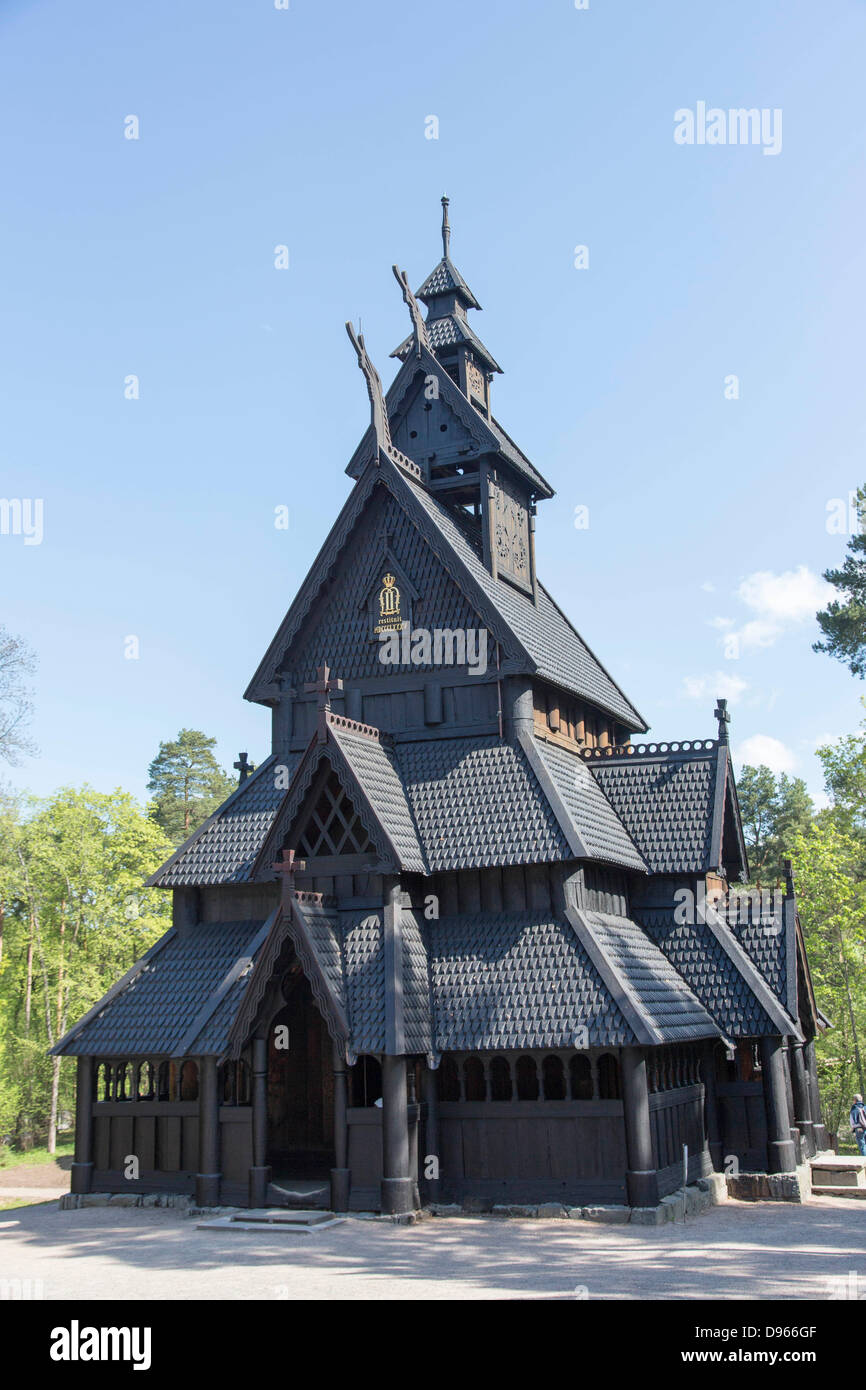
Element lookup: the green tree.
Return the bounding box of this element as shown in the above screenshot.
[736,765,813,882]
[0,788,172,1151]
[814,484,866,677]
[817,700,866,838]
[789,818,866,1141]
[0,626,37,765]
[147,729,235,843]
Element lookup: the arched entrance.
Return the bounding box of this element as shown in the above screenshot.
[267,964,335,1177]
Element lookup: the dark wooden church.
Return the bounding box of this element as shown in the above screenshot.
[54,201,828,1215]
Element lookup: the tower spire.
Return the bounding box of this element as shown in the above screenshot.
[441,194,451,257]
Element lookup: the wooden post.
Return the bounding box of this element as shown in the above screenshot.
[804,1039,829,1150]
[71,1056,94,1195]
[330,1042,351,1212]
[248,1037,271,1208]
[700,1044,723,1171]
[407,1063,420,1210]
[790,1039,815,1158]
[195,1056,221,1207]
[380,1054,413,1215]
[621,1047,659,1208]
[760,1035,797,1173]
[421,1062,440,1203]
[781,1039,802,1164]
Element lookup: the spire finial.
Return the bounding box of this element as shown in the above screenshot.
[441,194,450,258]
[714,697,731,744]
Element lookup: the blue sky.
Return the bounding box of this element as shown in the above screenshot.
[2,0,865,808]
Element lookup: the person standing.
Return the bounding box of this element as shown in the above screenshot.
[850,1094,866,1156]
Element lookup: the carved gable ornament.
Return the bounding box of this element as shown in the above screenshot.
[492,472,532,593]
[360,550,418,641]
[375,572,402,634]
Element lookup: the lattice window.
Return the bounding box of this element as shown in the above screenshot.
[297,772,371,858]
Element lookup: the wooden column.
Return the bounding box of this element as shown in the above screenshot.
[248,1037,271,1208]
[760,1035,797,1173]
[407,1063,420,1210]
[380,1054,413,1215]
[71,1056,94,1195]
[330,1043,351,1212]
[621,1047,659,1208]
[781,1039,802,1164]
[790,1040,815,1157]
[804,1039,829,1150]
[700,1044,723,1171]
[195,1056,221,1207]
[422,1063,440,1203]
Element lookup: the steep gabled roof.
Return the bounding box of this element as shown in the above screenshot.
[586,740,747,877]
[229,895,349,1057]
[246,450,644,729]
[424,908,719,1052]
[415,254,482,310]
[521,733,648,872]
[52,919,272,1058]
[566,907,721,1045]
[147,754,297,888]
[635,902,801,1040]
[252,711,427,878]
[392,308,502,374]
[348,342,553,496]
[395,735,571,871]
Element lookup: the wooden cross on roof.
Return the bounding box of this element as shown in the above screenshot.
[304,663,343,712]
[714,698,731,744]
[305,663,343,742]
[234,751,251,784]
[272,847,306,895]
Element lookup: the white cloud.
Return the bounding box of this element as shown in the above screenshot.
[813,731,841,752]
[708,616,734,630]
[724,566,833,653]
[701,581,716,593]
[682,671,748,702]
[735,734,797,775]
[738,566,830,623]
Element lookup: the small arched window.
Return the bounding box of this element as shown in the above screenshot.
[597,1053,621,1100]
[516,1055,539,1101]
[463,1057,486,1102]
[569,1053,593,1100]
[438,1056,460,1103]
[157,1062,171,1102]
[490,1056,512,1102]
[138,1061,154,1100]
[542,1055,566,1101]
[180,1060,199,1101]
[350,1055,382,1108]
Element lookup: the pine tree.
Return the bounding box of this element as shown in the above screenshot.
[814,485,866,677]
[146,729,235,843]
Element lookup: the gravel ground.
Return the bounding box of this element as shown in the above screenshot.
[1,1195,865,1300]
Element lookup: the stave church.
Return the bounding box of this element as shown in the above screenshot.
[54,201,828,1216]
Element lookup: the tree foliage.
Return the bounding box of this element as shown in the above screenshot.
[736,764,813,882]
[146,728,235,844]
[814,484,866,678]
[0,788,172,1150]
[789,818,866,1138]
[0,626,37,766]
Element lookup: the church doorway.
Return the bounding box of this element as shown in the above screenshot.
[266,964,334,1178]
